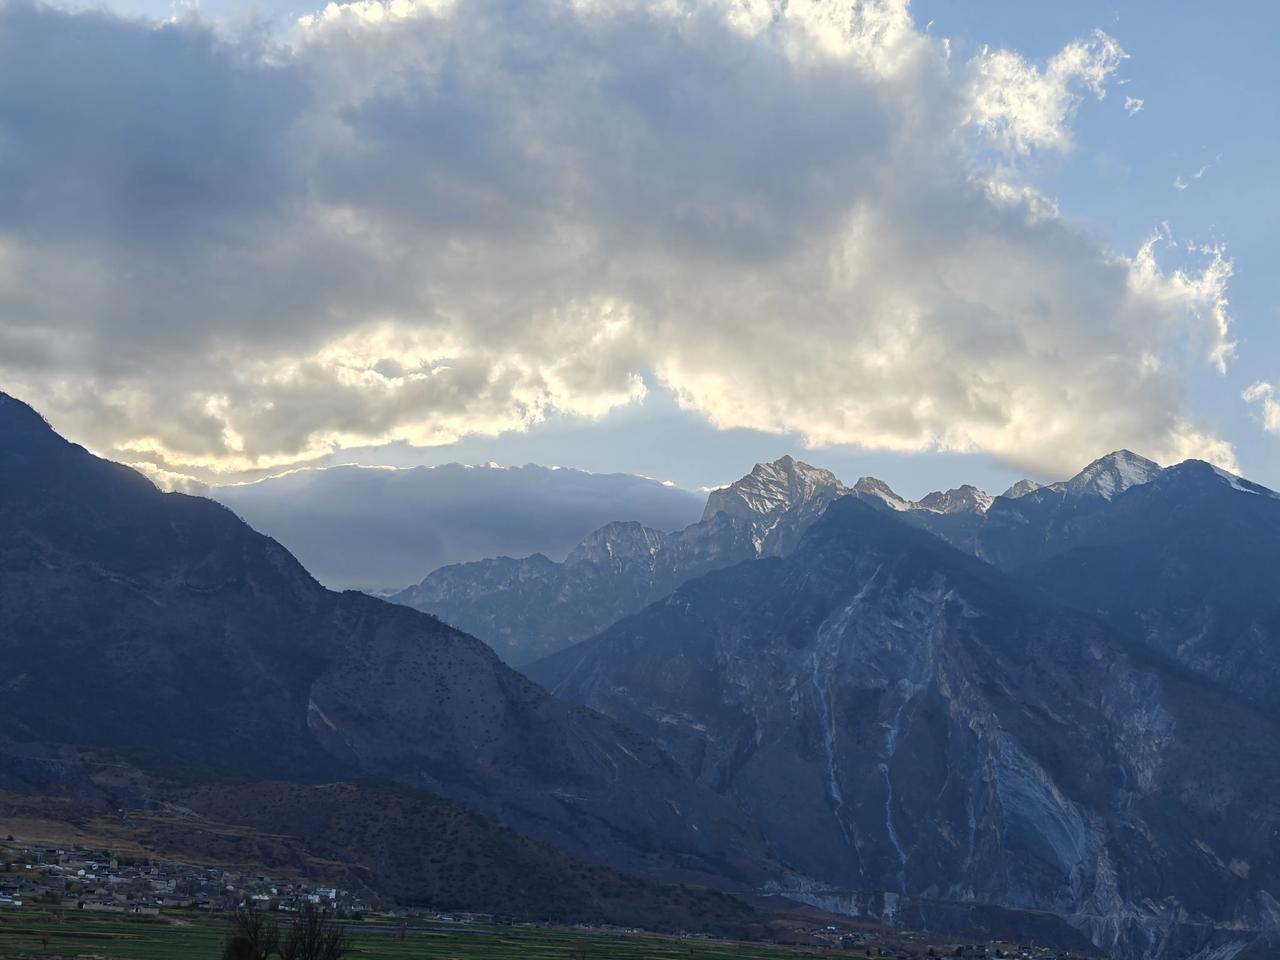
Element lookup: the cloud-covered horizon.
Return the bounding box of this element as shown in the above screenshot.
[211,460,705,590]
[0,0,1240,483]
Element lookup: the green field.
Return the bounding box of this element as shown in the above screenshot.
[0,909,861,959]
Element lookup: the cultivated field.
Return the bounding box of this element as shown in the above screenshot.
[0,909,867,959]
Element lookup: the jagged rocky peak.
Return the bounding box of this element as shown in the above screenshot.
[1001,478,1042,500]
[914,484,994,515]
[851,476,910,511]
[1063,449,1163,500]
[565,521,671,566]
[701,455,849,523]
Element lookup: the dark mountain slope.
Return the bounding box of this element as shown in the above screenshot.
[530,496,1280,958]
[1013,460,1280,707]
[0,392,778,890]
[902,448,1280,707]
[180,781,759,931]
[0,781,759,932]
[392,516,761,665]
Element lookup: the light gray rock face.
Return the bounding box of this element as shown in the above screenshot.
[913,484,994,515]
[851,476,912,511]
[393,457,852,663]
[702,455,852,555]
[1061,449,1163,501]
[530,497,1280,959]
[1001,478,1042,499]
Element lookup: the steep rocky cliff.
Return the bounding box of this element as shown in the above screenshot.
[530,496,1280,958]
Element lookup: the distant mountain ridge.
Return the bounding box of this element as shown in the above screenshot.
[393,455,1006,663]
[393,456,844,663]
[392,445,1280,693]
[211,461,704,591]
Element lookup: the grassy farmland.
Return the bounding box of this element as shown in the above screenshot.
[0,908,869,959]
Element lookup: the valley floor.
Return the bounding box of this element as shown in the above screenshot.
[0,908,965,960]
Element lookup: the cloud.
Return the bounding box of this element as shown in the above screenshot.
[967,27,1126,154]
[0,0,1237,482]
[1124,95,1144,116]
[1244,381,1280,434]
[1174,155,1219,191]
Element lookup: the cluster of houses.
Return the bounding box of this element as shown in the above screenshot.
[0,840,371,917]
[0,840,1086,960]
[803,924,1087,959]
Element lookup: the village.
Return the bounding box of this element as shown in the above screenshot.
[0,838,1091,960]
[0,837,373,918]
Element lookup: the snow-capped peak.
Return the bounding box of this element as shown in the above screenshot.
[852,476,910,511]
[1063,450,1163,501]
[915,485,995,515]
[1001,478,1042,500]
[702,456,849,524]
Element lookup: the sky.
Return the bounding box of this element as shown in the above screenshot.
[1,0,1276,499]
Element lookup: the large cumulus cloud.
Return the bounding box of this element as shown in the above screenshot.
[0,0,1237,481]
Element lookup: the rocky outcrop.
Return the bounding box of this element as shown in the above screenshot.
[701,455,851,554]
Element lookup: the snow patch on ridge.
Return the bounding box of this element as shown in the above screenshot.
[1001,478,1042,500]
[702,455,848,524]
[1210,465,1280,500]
[1064,450,1163,501]
[853,477,911,511]
[914,485,995,515]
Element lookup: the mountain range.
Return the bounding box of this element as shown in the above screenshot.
[393,456,1020,664]
[8,388,1280,958]
[0,393,778,919]
[914,451,1280,709]
[529,493,1280,958]
[211,461,704,591]
[392,458,841,663]
[397,445,1280,957]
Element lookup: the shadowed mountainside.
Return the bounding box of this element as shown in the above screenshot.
[0,392,779,902]
[530,496,1280,959]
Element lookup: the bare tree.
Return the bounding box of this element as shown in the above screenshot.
[280,902,348,960]
[222,903,280,960]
